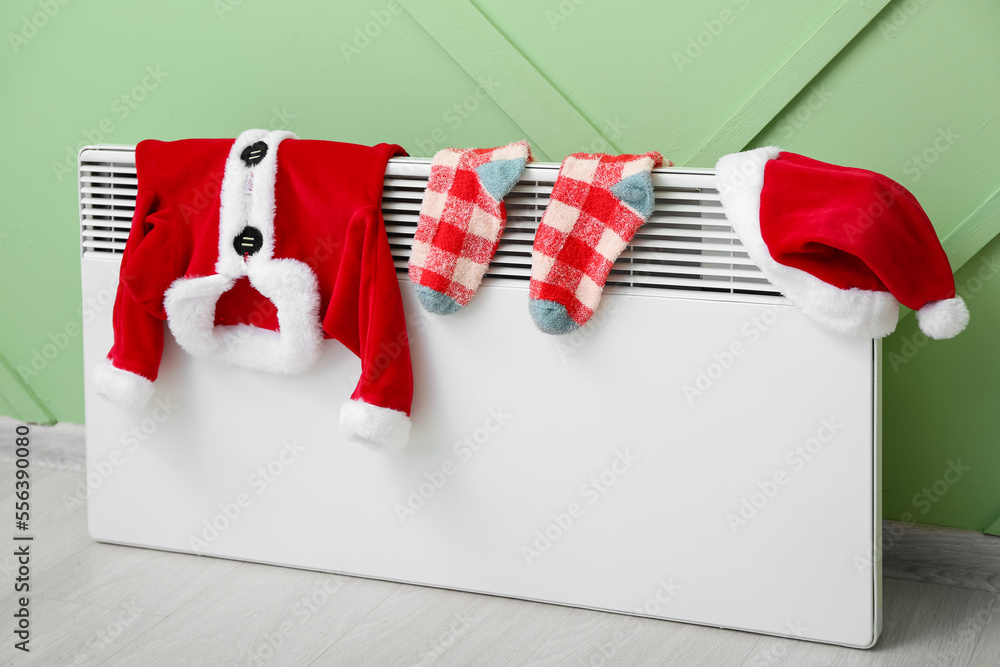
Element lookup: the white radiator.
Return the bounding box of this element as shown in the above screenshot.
[79,145,881,648]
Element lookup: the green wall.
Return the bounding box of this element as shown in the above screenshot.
[1,0,998,532]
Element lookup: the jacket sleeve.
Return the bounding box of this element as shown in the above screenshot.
[325,206,414,451]
[93,187,182,409]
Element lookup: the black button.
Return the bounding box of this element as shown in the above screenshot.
[240,141,268,167]
[233,226,263,257]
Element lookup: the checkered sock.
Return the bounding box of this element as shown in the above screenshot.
[409,141,532,314]
[530,151,667,334]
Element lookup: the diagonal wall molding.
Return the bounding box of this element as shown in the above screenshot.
[0,351,56,425]
[403,0,889,166]
[400,0,615,161]
[898,183,1000,322]
[688,0,893,165]
[986,511,1000,537]
[940,184,1000,272]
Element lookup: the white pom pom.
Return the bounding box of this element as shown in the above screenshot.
[917,297,969,340]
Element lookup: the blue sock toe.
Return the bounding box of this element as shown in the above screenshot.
[415,285,462,315]
[529,299,579,335]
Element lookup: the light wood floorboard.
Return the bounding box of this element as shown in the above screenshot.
[0,467,94,591]
[737,579,997,667]
[310,583,573,666]
[882,520,1000,593]
[0,593,166,666]
[523,606,760,666]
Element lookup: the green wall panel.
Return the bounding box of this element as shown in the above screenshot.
[750,0,1000,239]
[882,232,1000,532]
[480,0,846,162]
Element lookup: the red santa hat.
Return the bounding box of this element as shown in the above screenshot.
[715,147,968,339]
[93,129,414,451]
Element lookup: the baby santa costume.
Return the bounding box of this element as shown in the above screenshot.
[94,129,414,452]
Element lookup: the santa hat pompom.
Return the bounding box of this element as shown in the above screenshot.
[916,296,969,339]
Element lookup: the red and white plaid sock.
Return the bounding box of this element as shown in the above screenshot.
[409,141,532,314]
[530,151,667,334]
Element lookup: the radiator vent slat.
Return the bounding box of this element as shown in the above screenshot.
[81,207,137,219]
[80,175,139,186]
[80,148,781,300]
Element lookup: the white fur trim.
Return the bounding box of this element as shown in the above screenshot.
[163,274,236,356]
[217,129,297,277]
[93,360,154,409]
[339,400,411,452]
[164,259,322,375]
[715,147,900,338]
[917,296,969,339]
[162,128,324,375]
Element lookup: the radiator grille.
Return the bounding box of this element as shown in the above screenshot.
[80,147,781,300]
[79,148,139,256]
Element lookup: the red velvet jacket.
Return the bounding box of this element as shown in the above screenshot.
[94,129,414,451]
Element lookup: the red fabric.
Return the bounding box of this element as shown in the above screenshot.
[107,137,413,417]
[529,152,664,325]
[408,142,530,307]
[759,151,956,310]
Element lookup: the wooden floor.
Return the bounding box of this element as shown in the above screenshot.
[1,461,998,666]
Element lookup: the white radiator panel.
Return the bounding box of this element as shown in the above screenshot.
[79,145,880,649]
